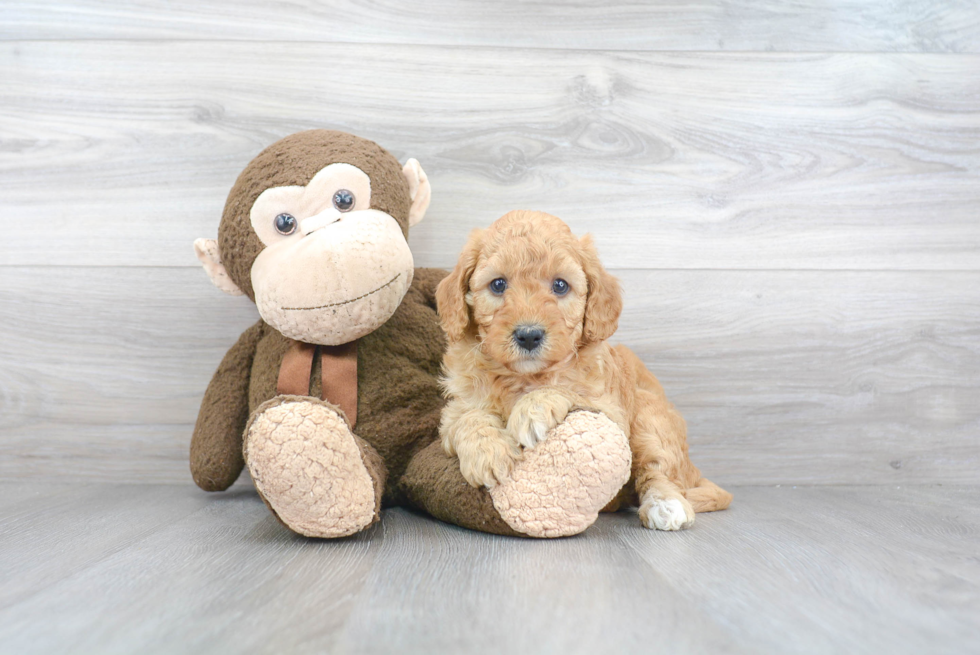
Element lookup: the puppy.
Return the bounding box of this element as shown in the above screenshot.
[435,210,732,530]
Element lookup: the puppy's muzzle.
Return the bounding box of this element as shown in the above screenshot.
[513,325,545,352]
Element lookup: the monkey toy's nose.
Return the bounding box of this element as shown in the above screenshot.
[300,209,343,236]
[513,325,545,352]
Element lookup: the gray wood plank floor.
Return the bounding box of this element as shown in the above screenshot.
[0,483,977,654]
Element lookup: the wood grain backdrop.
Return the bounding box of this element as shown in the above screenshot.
[1,2,978,485]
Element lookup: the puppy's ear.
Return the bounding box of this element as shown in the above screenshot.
[579,234,622,343]
[437,229,483,342]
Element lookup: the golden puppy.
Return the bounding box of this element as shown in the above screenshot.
[435,210,732,530]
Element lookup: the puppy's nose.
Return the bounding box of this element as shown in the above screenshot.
[513,326,545,352]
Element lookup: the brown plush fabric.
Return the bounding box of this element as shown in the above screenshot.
[234,269,448,497]
[190,320,264,491]
[352,432,387,523]
[217,130,412,300]
[401,440,524,537]
[192,270,439,475]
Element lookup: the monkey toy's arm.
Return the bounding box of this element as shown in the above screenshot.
[190,320,265,491]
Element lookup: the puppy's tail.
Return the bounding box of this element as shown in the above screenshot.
[684,478,733,513]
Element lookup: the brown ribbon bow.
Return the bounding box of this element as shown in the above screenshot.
[276,340,358,428]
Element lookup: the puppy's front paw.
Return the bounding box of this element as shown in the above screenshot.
[639,496,695,531]
[456,427,523,489]
[507,388,573,449]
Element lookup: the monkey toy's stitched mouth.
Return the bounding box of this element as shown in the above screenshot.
[283,273,402,311]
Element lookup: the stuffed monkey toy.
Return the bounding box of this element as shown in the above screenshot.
[191,130,631,538]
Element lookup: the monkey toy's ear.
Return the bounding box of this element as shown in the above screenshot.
[402,158,431,227]
[193,238,245,296]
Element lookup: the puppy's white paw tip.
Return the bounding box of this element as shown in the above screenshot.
[640,498,695,531]
[513,418,550,449]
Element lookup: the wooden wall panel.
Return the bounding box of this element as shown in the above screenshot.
[2,1,978,52]
[1,4,977,486]
[2,267,976,485]
[1,43,978,271]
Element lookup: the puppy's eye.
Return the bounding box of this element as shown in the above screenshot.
[333,189,355,212]
[552,278,569,296]
[489,278,507,295]
[274,213,297,235]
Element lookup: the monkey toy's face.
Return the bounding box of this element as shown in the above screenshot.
[248,162,416,344]
[194,130,431,345]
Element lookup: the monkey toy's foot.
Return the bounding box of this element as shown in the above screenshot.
[489,411,632,538]
[244,396,385,538]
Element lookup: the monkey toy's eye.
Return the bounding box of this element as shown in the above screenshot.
[552,278,569,296]
[333,189,355,212]
[274,213,297,235]
[489,278,507,295]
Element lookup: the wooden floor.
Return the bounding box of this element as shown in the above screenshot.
[0,482,977,654]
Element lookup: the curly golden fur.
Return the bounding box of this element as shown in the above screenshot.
[436,210,731,530]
